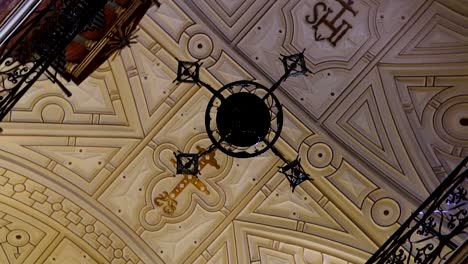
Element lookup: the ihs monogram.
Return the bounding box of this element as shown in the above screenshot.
[154,146,220,215]
[305,0,358,46]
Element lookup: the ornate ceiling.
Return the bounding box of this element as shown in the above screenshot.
[0,0,467,263]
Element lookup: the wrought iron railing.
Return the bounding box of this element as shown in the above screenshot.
[0,0,108,121]
[367,156,468,264]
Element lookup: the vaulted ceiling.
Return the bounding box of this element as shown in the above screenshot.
[0,0,467,263]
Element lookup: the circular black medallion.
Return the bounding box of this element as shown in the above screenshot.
[216,92,270,147]
[205,80,283,158]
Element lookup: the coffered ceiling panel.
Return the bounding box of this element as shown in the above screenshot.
[0,0,467,263]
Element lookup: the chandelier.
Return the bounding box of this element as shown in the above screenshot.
[174,51,313,191]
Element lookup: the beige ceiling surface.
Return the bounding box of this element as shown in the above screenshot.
[0,0,467,263]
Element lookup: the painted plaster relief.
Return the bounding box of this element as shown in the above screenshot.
[0,0,466,263]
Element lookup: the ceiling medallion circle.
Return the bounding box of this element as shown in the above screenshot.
[41,104,66,123]
[85,225,95,233]
[436,99,468,144]
[188,33,213,59]
[307,143,333,168]
[52,202,63,211]
[13,183,26,192]
[114,248,124,258]
[7,230,30,247]
[371,198,401,227]
[205,80,283,158]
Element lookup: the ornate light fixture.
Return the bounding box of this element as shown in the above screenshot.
[174,51,313,191]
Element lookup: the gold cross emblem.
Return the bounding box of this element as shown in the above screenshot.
[154,146,220,215]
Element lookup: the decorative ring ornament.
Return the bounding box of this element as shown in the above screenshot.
[173,51,313,191]
[7,230,30,247]
[188,33,213,59]
[371,198,401,227]
[205,80,283,158]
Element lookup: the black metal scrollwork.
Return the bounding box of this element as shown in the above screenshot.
[367,157,468,264]
[0,0,109,121]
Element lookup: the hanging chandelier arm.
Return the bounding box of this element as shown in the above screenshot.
[262,67,294,100]
[266,73,289,98]
[262,52,305,100]
[272,55,300,92]
[267,141,289,163]
[197,79,221,98]
[197,142,218,158]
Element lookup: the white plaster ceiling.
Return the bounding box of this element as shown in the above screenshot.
[0,0,467,263]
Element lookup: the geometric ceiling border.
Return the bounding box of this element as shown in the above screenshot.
[323,67,430,200]
[0,151,161,264]
[0,136,139,196]
[382,1,468,64]
[233,221,371,264]
[0,172,144,263]
[0,202,59,264]
[378,63,468,194]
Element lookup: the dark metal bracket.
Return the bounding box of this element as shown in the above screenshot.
[271,145,313,192]
[174,144,217,176]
